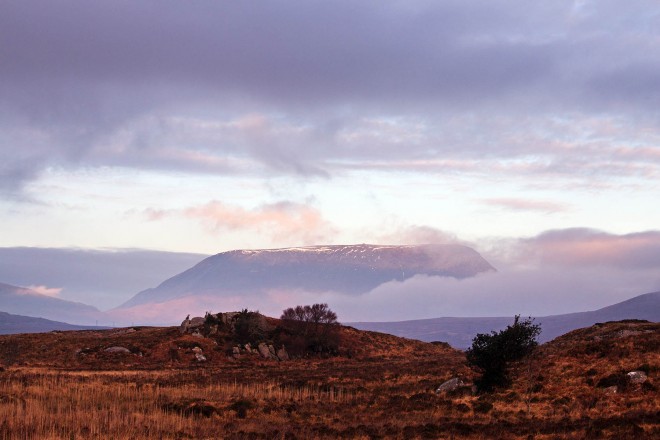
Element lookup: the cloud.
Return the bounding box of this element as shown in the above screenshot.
[512,229,660,269]
[0,247,206,309]
[146,200,337,246]
[372,225,465,246]
[25,285,63,297]
[480,198,570,213]
[1,1,660,196]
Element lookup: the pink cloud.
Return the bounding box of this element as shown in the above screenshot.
[182,200,336,245]
[509,228,660,269]
[480,197,570,213]
[26,285,63,297]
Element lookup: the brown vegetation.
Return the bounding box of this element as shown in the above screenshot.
[0,319,657,439]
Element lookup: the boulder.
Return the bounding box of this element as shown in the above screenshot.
[257,343,271,359]
[195,353,207,362]
[104,346,131,354]
[276,346,289,361]
[627,371,648,384]
[232,347,241,356]
[179,315,191,334]
[192,347,203,354]
[189,317,205,329]
[435,378,465,393]
[604,385,618,394]
[268,345,277,359]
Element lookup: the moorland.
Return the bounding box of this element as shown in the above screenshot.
[0,314,657,439]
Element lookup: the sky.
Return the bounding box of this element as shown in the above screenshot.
[1,1,659,317]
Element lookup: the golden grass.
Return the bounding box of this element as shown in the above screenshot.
[0,321,657,439]
[0,369,360,440]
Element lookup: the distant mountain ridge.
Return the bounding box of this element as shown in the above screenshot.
[0,282,104,325]
[349,291,660,348]
[118,244,495,309]
[0,311,106,335]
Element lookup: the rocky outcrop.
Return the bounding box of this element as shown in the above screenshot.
[255,343,288,361]
[179,315,205,334]
[179,312,289,361]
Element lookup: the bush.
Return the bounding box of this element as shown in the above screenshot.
[232,309,265,345]
[466,315,541,392]
[280,303,339,355]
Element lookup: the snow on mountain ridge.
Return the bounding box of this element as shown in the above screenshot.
[117,243,495,310]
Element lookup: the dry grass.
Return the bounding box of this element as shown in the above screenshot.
[0,320,658,439]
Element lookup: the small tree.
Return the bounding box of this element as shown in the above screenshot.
[466,315,541,392]
[280,303,339,355]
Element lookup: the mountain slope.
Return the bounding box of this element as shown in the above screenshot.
[349,291,660,348]
[0,311,106,335]
[0,282,105,326]
[118,244,495,309]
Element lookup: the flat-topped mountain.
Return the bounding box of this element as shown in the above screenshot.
[119,244,495,309]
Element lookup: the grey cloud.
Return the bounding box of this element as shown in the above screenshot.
[1,1,660,194]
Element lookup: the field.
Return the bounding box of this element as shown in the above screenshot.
[0,321,658,439]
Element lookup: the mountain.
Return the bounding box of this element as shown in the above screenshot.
[0,247,207,310]
[349,291,660,348]
[118,244,495,310]
[0,311,107,335]
[0,282,105,326]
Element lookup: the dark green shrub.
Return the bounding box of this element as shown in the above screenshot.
[466,315,541,392]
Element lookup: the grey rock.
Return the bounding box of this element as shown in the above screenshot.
[257,343,271,359]
[189,317,205,328]
[627,371,648,384]
[276,346,289,361]
[232,347,241,355]
[195,353,207,362]
[435,378,465,393]
[192,346,203,354]
[104,346,131,354]
[268,344,277,358]
[604,385,618,394]
[179,315,191,334]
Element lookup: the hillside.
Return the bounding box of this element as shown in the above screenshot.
[0,319,656,439]
[0,313,457,370]
[0,311,106,335]
[118,244,495,309]
[350,291,660,348]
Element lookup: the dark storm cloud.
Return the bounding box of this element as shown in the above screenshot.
[2,1,660,194]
